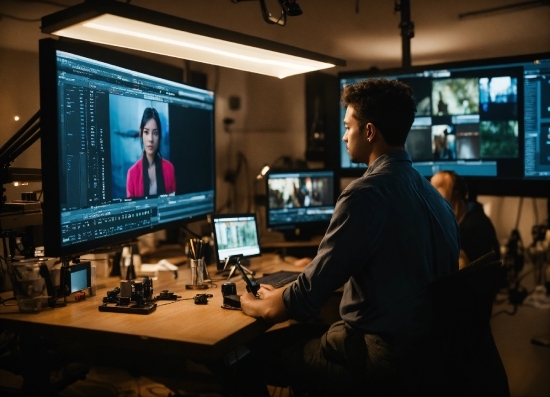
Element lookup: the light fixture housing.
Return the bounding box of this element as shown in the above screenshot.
[40,0,345,79]
[280,0,303,17]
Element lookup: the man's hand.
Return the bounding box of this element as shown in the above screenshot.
[240,284,289,324]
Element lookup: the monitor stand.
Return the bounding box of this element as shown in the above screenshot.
[220,255,255,280]
[226,262,254,280]
[216,258,254,276]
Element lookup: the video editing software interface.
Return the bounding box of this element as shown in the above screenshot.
[339,54,550,179]
[266,170,335,230]
[211,214,261,264]
[51,48,215,253]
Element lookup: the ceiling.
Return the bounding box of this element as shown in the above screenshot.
[0,0,549,74]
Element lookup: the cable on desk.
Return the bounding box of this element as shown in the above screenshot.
[155,298,189,307]
[155,295,213,307]
[0,296,17,305]
[492,305,518,318]
[208,275,227,282]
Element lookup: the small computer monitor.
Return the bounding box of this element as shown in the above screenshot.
[209,213,262,271]
[61,261,92,295]
[265,169,335,241]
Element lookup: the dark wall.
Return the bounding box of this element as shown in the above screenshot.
[305,72,340,167]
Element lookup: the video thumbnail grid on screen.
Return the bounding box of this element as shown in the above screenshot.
[339,65,523,176]
[267,174,333,210]
[406,75,518,162]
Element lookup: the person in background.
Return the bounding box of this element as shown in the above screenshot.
[238,78,460,396]
[430,170,500,268]
[126,107,176,197]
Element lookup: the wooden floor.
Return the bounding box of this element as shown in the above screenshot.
[0,357,291,397]
[1,363,228,397]
[60,366,227,397]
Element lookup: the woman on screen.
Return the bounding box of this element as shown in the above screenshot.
[126,107,176,197]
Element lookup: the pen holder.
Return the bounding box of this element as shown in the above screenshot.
[185,259,208,290]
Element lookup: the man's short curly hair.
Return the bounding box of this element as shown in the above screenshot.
[341,78,417,146]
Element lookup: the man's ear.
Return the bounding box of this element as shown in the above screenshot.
[365,122,376,141]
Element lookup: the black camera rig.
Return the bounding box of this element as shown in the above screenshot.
[99,277,156,314]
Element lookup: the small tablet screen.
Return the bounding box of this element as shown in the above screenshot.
[209,213,262,270]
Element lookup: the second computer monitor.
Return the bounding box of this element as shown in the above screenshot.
[210,213,262,271]
[265,169,335,241]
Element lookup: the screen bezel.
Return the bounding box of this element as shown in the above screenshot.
[337,52,550,197]
[39,38,216,258]
[265,168,336,235]
[209,213,262,271]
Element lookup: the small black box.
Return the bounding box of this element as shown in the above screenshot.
[222,294,241,309]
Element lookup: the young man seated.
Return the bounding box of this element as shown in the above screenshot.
[237,78,460,396]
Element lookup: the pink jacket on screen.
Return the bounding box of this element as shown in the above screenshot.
[126,158,176,197]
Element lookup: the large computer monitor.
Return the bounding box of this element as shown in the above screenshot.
[338,52,550,196]
[39,39,216,259]
[209,213,261,271]
[265,169,335,241]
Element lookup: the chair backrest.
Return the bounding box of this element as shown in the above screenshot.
[429,250,499,332]
[427,250,510,396]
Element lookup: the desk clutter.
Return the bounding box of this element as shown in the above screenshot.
[99,278,157,314]
[7,258,96,312]
[96,257,301,314]
[98,277,216,314]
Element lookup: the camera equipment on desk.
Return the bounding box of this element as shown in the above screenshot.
[221,255,260,310]
[59,261,94,299]
[99,277,157,314]
[154,289,212,304]
[193,293,213,304]
[221,281,241,310]
[154,289,180,300]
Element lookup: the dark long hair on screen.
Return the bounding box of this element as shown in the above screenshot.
[140,107,166,195]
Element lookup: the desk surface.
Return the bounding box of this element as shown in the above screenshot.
[0,254,300,362]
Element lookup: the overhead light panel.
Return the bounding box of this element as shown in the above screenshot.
[41,0,345,79]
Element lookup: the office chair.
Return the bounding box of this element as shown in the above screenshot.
[406,250,510,396]
[264,251,510,397]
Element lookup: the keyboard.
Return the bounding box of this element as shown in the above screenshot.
[255,271,300,288]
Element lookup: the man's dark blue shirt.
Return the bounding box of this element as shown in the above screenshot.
[284,150,460,344]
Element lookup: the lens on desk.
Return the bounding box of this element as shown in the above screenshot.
[221,282,237,296]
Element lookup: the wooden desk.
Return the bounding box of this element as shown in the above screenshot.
[0,253,343,394]
[0,254,299,363]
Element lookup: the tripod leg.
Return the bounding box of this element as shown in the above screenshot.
[227,265,236,280]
